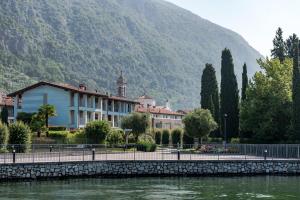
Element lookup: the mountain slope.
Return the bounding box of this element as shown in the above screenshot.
[0,0,262,109]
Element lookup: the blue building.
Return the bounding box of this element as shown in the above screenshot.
[8,74,137,129]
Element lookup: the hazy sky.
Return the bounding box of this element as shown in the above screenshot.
[165,0,300,56]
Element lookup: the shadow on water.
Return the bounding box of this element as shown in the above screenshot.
[0,176,299,199]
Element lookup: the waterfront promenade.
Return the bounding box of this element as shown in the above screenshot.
[1,144,299,164]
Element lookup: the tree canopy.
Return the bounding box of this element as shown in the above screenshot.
[121,112,150,140]
[240,58,292,143]
[183,109,217,141]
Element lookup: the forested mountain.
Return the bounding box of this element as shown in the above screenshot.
[0,0,262,109]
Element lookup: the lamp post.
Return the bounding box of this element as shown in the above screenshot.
[224,114,228,149]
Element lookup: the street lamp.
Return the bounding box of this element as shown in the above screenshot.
[224,113,228,149]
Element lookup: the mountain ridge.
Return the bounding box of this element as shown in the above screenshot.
[0,0,262,109]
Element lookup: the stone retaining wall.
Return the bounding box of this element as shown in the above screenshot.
[1,160,300,180]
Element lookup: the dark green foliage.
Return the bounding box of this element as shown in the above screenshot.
[0,106,8,124]
[84,120,111,144]
[136,134,156,152]
[271,27,286,63]
[48,126,67,131]
[171,128,183,146]
[16,112,35,124]
[154,130,162,145]
[106,129,125,145]
[38,104,56,134]
[240,59,292,143]
[0,0,261,109]
[201,64,220,125]
[292,40,300,141]
[121,112,150,140]
[183,133,193,145]
[162,129,170,145]
[30,114,46,137]
[241,63,248,102]
[220,48,240,139]
[286,33,299,58]
[0,121,9,146]
[8,122,31,152]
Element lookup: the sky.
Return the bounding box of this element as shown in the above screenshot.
[164,0,300,57]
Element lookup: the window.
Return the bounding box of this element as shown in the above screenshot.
[128,104,131,113]
[114,101,119,112]
[17,94,22,109]
[108,100,112,111]
[70,93,75,107]
[70,110,75,125]
[79,94,85,107]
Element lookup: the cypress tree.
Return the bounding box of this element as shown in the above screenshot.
[201,64,220,125]
[271,27,286,63]
[292,39,300,141]
[241,63,248,102]
[286,33,299,58]
[220,48,239,139]
[0,106,8,124]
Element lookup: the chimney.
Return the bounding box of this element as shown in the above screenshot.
[79,84,87,90]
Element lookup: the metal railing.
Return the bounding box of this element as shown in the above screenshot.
[0,144,300,164]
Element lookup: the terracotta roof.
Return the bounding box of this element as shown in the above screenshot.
[8,81,108,97]
[135,105,184,116]
[177,110,192,115]
[0,97,13,107]
[8,81,138,104]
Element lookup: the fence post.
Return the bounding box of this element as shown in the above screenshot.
[264,149,267,161]
[134,146,136,161]
[58,145,61,162]
[12,149,16,164]
[32,144,34,163]
[92,148,95,161]
[177,149,180,161]
[298,145,300,159]
[82,147,85,161]
[105,144,107,160]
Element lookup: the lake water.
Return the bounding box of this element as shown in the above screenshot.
[0,176,299,199]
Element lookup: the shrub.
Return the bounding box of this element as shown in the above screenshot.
[137,134,157,152]
[154,130,162,144]
[230,137,240,144]
[171,128,183,147]
[0,122,9,147]
[49,131,69,143]
[84,120,110,144]
[106,129,125,145]
[162,129,170,145]
[9,122,31,152]
[48,126,67,131]
[207,137,223,143]
[67,130,86,144]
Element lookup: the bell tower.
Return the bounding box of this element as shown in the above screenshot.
[117,71,127,97]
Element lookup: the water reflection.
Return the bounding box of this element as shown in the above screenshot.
[0,176,299,199]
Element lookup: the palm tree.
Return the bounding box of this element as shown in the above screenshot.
[38,104,56,137]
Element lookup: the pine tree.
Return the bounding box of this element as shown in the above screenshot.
[271,27,286,63]
[241,63,248,102]
[220,48,239,139]
[286,33,299,58]
[292,39,300,141]
[201,64,220,125]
